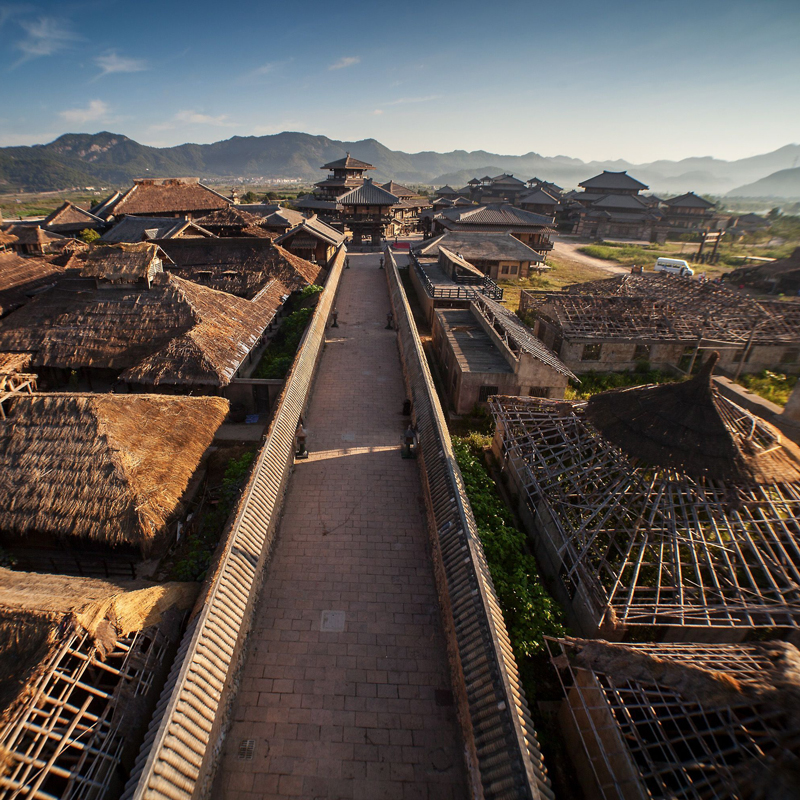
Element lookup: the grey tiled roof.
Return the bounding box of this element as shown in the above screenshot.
[472,294,577,380]
[439,203,554,228]
[295,195,343,211]
[417,231,545,263]
[666,192,715,209]
[519,189,559,205]
[579,170,649,191]
[275,215,346,247]
[491,174,526,187]
[101,215,214,243]
[321,154,375,170]
[591,194,649,210]
[337,180,399,206]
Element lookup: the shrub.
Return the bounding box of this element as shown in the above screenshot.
[452,436,565,656]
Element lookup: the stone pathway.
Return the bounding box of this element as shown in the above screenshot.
[216,252,466,800]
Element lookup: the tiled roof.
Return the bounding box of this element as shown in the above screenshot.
[436,185,457,195]
[321,153,375,170]
[519,189,559,206]
[295,195,343,211]
[439,203,554,228]
[417,231,545,263]
[579,170,648,192]
[491,174,526,187]
[108,179,232,217]
[591,193,649,210]
[472,294,577,380]
[275,215,346,248]
[337,179,399,206]
[381,181,416,198]
[101,216,215,243]
[666,192,715,209]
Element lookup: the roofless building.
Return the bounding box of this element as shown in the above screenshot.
[491,354,800,640]
[547,636,800,800]
[0,568,197,799]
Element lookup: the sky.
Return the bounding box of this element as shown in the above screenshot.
[0,0,798,163]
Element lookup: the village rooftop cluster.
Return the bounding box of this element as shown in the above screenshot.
[0,153,799,800]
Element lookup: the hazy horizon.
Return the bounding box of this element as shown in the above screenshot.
[1,0,798,163]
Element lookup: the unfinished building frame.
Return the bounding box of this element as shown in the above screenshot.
[0,624,171,800]
[546,637,800,800]
[490,395,800,634]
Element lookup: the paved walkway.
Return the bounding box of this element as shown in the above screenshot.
[217,253,466,800]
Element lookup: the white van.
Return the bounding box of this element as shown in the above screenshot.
[654,257,694,277]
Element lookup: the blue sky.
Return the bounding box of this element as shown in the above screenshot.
[0,0,798,162]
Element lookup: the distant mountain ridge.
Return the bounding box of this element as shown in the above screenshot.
[1,131,799,197]
[728,167,800,199]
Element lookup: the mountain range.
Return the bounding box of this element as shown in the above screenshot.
[1,131,799,198]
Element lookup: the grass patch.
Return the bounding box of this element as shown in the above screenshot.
[170,450,256,581]
[451,435,566,658]
[567,367,680,400]
[736,370,798,407]
[498,254,610,312]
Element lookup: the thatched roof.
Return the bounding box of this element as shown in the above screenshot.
[160,238,322,298]
[0,272,284,386]
[0,393,228,548]
[79,242,166,284]
[122,277,288,386]
[0,353,31,374]
[728,247,800,294]
[0,252,64,318]
[43,201,105,231]
[0,567,197,722]
[586,353,800,483]
[196,206,265,229]
[0,231,19,247]
[107,178,231,217]
[4,225,67,248]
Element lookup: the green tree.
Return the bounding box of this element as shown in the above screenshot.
[240,191,259,204]
[264,191,279,201]
[79,228,100,244]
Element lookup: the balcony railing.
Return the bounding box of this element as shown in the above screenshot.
[410,251,503,301]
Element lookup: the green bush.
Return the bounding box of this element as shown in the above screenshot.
[299,284,324,300]
[737,370,798,407]
[171,451,255,581]
[566,368,678,400]
[253,307,313,379]
[452,436,565,657]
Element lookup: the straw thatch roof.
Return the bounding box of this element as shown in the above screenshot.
[106,178,232,217]
[0,353,31,374]
[587,353,800,483]
[0,567,197,725]
[0,271,284,386]
[0,393,228,549]
[0,231,19,247]
[160,238,322,298]
[43,201,105,232]
[0,252,64,318]
[728,247,800,294]
[196,206,266,230]
[4,224,68,250]
[79,242,166,284]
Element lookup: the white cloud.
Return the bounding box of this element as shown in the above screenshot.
[328,56,360,71]
[94,51,148,78]
[150,110,233,131]
[385,95,440,106]
[16,16,77,60]
[59,99,110,125]
[371,109,384,116]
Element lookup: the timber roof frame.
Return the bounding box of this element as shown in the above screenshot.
[490,393,800,630]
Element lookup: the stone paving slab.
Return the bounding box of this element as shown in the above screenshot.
[217,253,466,800]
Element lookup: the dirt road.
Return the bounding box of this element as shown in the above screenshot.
[551,238,630,275]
